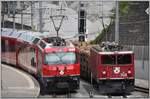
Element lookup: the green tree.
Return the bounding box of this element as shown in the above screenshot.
[90,1,129,44]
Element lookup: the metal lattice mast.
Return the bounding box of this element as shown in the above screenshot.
[12,1,16,31]
[21,2,24,30]
[31,1,34,30]
[39,1,43,32]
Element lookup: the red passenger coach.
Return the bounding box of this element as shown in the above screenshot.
[1,28,80,93]
[90,42,134,94]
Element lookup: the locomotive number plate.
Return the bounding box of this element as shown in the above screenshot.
[121,73,127,76]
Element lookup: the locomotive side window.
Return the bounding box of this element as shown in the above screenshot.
[101,55,116,65]
[32,38,40,44]
[117,54,132,65]
[39,41,46,49]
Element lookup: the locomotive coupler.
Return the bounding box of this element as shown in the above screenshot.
[89,90,94,98]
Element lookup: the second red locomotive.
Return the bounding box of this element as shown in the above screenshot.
[90,42,134,94]
[78,42,134,94]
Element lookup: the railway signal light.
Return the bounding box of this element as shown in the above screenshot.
[79,35,85,42]
[78,3,86,42]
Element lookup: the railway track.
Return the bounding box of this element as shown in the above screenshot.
[83,85,149,98]
[135,86,149,93]
[39,89,149,98]
[38,79,149,98]
[51,93,71,98]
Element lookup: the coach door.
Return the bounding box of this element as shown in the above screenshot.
[1,39,7,62]
[30,47,37,73]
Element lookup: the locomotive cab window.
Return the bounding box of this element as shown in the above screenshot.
[117,54,132,65]
[101,55,116,65]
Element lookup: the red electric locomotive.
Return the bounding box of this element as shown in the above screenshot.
[37,37,80,92]
[90,42,134,94]
[1,28,80,93]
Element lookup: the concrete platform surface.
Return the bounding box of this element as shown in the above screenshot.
[1,64,40,98]
[135,79,149,89]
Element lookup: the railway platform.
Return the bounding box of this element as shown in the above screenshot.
[1,64,40,98]
[135,79,149,89]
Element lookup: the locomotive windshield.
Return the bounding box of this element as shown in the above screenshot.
[101,55,116,65]
[101,54,132,65]
[117,54,132,65]
[44,52,76,65]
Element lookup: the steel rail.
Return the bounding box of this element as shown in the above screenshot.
[134,86,149,93]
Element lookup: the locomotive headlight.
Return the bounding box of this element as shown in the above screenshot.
[128,70,131,74]
[59,70,64,75]
[102,71,106,75]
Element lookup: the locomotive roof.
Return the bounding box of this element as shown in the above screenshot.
[98,51,133,54]
[1,28,75,49]
[91,45,133,54]
[38,37,75,50]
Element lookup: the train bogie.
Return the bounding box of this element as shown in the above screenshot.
[97,79,134,94]
[40,76,80,92]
